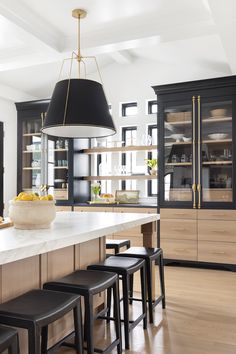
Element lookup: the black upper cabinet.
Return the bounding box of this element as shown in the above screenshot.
[153,75,236,209]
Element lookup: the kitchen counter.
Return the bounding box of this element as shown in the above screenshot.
[0,211,159,265]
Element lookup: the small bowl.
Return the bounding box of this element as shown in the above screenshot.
[210,109,226,117]
[208,133,228,140]
[182,137,192,142]
[170,134,184,142]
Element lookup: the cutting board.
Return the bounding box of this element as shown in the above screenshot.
[0,219,13,229]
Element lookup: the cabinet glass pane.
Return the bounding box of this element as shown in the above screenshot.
[164,104,192,202]
[47,137,69,201]
[201,100,232,202]
[22,118,42,193]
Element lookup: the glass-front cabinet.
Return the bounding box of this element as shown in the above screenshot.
[154,76,236,209]
[16,100,72,204]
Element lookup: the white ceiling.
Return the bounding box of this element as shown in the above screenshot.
[0,0,235,101]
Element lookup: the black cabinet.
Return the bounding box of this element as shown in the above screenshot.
[15,100,78,205]
[153,75,236,210]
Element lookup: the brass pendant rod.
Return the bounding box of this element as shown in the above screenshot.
[77,14,81,78]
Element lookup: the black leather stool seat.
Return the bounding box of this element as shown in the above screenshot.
[0,289,83,354]
[44,269,117,296]
[44,269,121,354]
[116,247,166,323]
[106,239,130,255]
[0,325,19,353]
[88,256,147,350]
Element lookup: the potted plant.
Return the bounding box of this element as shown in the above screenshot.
[145,158,158,176]
[91,182,101,201]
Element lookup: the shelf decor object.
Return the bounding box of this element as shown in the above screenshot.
[115,190,140,204]
[41,9,116,138]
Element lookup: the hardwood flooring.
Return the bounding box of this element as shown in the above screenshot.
[55,266,236,354]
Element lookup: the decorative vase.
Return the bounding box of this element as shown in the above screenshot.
[150,168,157,176]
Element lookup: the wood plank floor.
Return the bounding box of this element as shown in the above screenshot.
[55,266,236,354]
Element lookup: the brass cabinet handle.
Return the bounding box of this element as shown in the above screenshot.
[192,96,196,208]
[197,96,201,208]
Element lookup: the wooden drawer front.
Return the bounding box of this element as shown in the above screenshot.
[161,208,197,220]
[161,239,197,261]
[74,207,113,212]
[198,220,236,243]
[198,209,236,221]
[113,207,155,214]
[198,241,236,264]
[111,235,143,247]
[161,219,197,240]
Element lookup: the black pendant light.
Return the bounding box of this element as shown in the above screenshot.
[41,9,116,138]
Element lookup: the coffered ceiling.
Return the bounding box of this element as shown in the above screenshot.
[0,0,235,101]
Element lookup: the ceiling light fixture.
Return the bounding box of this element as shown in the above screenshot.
[41,9,116,138]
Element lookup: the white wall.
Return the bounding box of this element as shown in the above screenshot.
[0,98,17,215]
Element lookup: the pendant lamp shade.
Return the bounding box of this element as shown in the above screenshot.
[41,78,116,138]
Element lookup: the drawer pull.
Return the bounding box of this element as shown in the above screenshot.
[172,228,187,232]
[212,251,226,255]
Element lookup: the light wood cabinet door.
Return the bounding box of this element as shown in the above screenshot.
[161,208,197,220]
[198,209,236,221]
[198,220,236,243]
[161,239,197,261]
[198,241,236,264]
[161,219,197,240]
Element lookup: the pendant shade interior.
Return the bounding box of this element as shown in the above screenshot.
[41,78,116,138]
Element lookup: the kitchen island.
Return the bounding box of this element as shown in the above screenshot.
[0,211,159,352]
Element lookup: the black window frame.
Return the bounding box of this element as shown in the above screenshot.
[148,124,157,197]
[147,100,158,115]
[121,102,137,117]
[121,126,137,189]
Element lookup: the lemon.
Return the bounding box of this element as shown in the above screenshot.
[18,192,27,198]
[47,194,54,201]
[40,196,48,201]
[13,196,20,201]
[20,194,33,201]
[32,195,40,201]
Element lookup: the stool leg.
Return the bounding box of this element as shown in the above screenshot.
[28,325,41,354]
[147,259,154,323]
[41,326,48,354]
[113,280,122,354]
[84,294,94,354]
[73,300,83,354]
[126,241,130,250]
[129,274,134,305]
[140,264,147,329]
[122,275,130,349]
[115,245,119,255]
[9,333,20,354]
[107,287,112,323]
[159,252,166,309]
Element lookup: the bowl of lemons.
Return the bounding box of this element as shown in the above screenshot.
[9,192,56,229]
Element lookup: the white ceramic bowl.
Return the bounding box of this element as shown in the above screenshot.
[170,134,184,142]
[9,200,56,229]
[182,137,192,142]
[208,133,228,140]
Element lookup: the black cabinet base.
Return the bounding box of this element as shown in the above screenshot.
[164,259,236,272]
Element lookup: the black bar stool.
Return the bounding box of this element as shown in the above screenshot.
[0,325,19,354]
[106,239,130,255]
[116,247,166,323]
[87,256,147,350]
[43,269,121,354]
[0,289,83,354]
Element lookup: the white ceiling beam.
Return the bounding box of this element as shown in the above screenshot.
[0,0,61,53]
[109,50,134,64]
[0,82,36,102]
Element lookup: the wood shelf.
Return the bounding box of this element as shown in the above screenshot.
[23,133,41,137]
[82,175,157,181]
[50,149,68,152]
[165,117,232,126]
[165,162,192,166]
[202,161,232,165]
[80,145,157,154]
[23,167,41,170]
[54,166,68,169]
[202,139,232,144]
[22,150,41,153]
[165,141,192,146]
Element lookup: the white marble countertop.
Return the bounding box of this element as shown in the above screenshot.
[0,212,159,265]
